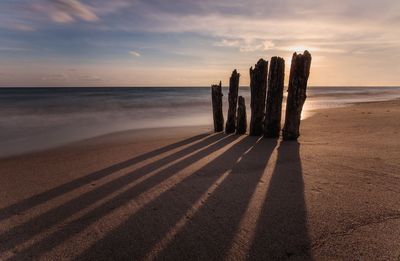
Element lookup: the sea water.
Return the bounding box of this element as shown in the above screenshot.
[1,86,400,157]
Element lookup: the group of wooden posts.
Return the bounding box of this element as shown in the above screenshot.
[211,50,312,140]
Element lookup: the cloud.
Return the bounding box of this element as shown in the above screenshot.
[45,0,99,23]
[0,1,130,29]
[214,39,275,52]
[239,40,275,53]
[99,0,399,55]
[214,39,241,48]
[45,0,136,24]
[276,45,346,54]
[50,11,75,23]
[1,0,400,86]
[129,51,141,57]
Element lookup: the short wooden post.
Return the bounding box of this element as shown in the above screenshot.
[249,59,268,136]
[283,51,312,140]
[225,69,240,134]
[211,81,224,132]
[236,96,247,135]
[264,56,285,138]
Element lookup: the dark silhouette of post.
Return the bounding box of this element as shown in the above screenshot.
[225,70,240,134]
[264,57,285,138]
[211,81,224,132]
[236,96,247,135]
[249,59,268,136]
[283,51,312,140]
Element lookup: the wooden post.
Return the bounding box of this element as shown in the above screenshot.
[249,59,268,136]
[264,57,285,138]
[236,96,247,135]
[211,81,224,132]
[225,69,240,134]
[283,51,312,140]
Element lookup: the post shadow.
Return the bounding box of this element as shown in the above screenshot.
[0,133,209,222]
[155,138,277,260]
[74,136,261,261]
[248,141,312,260]
[4,134,238,259]
[0,133,227,254]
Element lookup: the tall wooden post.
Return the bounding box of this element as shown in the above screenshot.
[249,59,268,136]
[211,81,224,132]
[264,57,285,138]
[225,69,240,134]
[283,51,312,140]
[236,96,247,135]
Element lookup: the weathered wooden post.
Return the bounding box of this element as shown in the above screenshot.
[211,81,224,132]
[225,69,240,134]
[249,59,268,136]
[264,57,285,138]
[236,96,247,135]
[283,51,312,140]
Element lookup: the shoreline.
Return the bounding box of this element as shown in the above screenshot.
[0,98,399,260]
[0,125,213,160]
[1,86,400,159]
[1,96,399,160]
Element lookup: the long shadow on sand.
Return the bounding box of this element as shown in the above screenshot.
[75,137,277,260]
[4,133,237,259]
[248,141,312,260]
[0,133,209,222]
[4,137,312,261]
[0,133,229,253]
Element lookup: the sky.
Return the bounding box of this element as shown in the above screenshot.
[0,0,399,87]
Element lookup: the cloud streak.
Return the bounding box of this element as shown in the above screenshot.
[48,0,98,23]
[129,51,141,57]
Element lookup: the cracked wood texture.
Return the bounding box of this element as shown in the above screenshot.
[283,51,312,140]
[264,57,285,138]
[249,59,268,136]
[225,70,240,134]
[236,96,247,135]
[211,81,224,132]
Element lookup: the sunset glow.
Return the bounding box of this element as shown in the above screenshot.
[0,0,399,87]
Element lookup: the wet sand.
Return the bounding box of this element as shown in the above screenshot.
[0,99,399,260]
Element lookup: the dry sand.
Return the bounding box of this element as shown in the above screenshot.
[0,99,399,260]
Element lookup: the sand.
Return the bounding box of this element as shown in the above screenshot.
[0,99,399,260]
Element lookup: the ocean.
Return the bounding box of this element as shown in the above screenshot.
[1,86,400,157]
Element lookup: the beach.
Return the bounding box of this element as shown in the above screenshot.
[0,99,399,260]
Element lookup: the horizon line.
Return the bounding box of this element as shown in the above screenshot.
[0,85,400,88]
